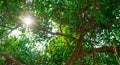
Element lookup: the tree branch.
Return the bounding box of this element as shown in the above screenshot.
[0,24,11,29]
[65,1,94,64]
[94,0,99,11]
[79,0,85,26]
[5,3,16,23]
[36,27,77,41]
[5,2,77,41]
[78,46,120,57]
[65,33,85,65]
[87,46,120,55]
[5,1,22,25]
[59,22,73,52]
[90,36,97,65]
[0,13,4,19]
[0,53,23,65]
[0,24,20,39]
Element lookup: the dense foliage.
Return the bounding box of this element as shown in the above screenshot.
[0,0,120,65]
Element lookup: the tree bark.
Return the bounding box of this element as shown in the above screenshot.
[65,34,84,65]
[0,53,23,65]
[79,46,120,58]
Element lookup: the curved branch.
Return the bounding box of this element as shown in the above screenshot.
[0,24,20,39]
[5,1,77,41]
[0,13,4,19]
[5,2,22,25]
[0,24,11,29]
[72,46,120,65]
[36,27,78,41]
[0,53,23,65]
[78,46,120,58]
[90,31,97,65]
[65,34,85,65]
[59,22,73,52]
[5,3,16,23]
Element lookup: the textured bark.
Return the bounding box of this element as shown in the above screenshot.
[36,27,77,41]
[65,34,84,65]
[89,46,119,54]
[65,45,119,65]
[79,46,120,57]
[0,53,23,65]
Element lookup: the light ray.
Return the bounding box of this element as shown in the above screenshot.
[23,16,33,26]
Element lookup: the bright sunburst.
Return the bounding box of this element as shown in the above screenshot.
[23,16,33,26]
[20,15,33,26]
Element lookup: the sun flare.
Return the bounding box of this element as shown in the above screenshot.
[23,16,33,25]
[20,15,33,26]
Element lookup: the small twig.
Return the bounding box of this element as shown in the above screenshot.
[79,0,91,28]
[0,24,20,39]
[59,21,73,52]
[90,33,97,65]
[59,22,62,33]
[79,0,92,35]
[94,0,99,11]
[0,13,4,19]
[35,27,78,41]
[5,3,16,23]
[112,39,120,65]
[89,1,99,64]
[5,1,22,25]
[84,0,98,33]
[0,24,11,29]
[79,0,85,28]
[7,24,20,36]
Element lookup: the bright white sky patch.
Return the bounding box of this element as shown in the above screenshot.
[48,19,58,36]
[26,0,32,3]
[52,22,58,32]
[35,42,45,51]
[9,29,22,37]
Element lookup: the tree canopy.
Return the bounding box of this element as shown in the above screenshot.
[0,0,120,65]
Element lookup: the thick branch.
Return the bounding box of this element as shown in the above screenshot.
[65,0,96,64]
[0,53,23,65]
[5,0,77,42]
[72,46,120,65]
[5,3,16,23]
[78,46,120,57]
[65,34,85,65]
